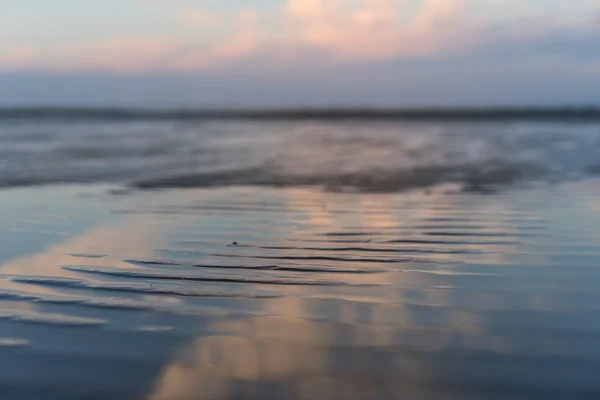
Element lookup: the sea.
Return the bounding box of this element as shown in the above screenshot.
[0,109,600,399]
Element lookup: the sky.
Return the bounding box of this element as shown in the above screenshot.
[1,0,599,107]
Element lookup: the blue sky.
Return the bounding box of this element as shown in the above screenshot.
[1,0,599,107]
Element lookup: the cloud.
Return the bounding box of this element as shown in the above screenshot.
[0,0,598,75]
[0,47,38,69]
[53,37,175,73]
[414,0,466,27]
[288,0,346,18]
[0,1,472,72]
[285,0,472,60]
[179,9,222,26]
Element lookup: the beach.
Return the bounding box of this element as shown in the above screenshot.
[1,114,600,399]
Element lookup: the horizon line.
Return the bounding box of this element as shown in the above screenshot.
[2,106,600,121]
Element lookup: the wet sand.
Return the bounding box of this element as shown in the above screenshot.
[1,182,600,399]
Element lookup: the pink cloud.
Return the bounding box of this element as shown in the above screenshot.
[0,47,38,69]
[288,0,347,18]
[53,37,175,73]
[0,1,477,72]
[0,0,596,73]
[414,0,466,27]
[285,0,472,60]
[169,9,263,70]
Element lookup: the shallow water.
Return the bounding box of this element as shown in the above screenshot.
[0,181,600,399]
[2,115,600,192]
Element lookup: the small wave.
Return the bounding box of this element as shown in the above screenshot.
[402,270,495,276]
[384,239,521,246]
[129,257,386,273]
[410,224,545,231]
[124,259,190,267]
[0,309,106,327]
[4,281,165,311]
[1,281,246,318]
[12,276,282,300]
[68,253,108,259]
[0,290,39,301]
[62,265,372,286]
[136,326,173,332]
[0,338,30,347]
[212,253,432,264]
[193,263,384,274]
[184,242,480,255]
[424,232,543,238]
[278,246,476,255]
[321,232,382,237]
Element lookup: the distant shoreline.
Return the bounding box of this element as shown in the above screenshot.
[2,107,600,121]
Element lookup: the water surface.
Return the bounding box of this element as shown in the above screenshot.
[0,181,599,399]
[1,114,600,399]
